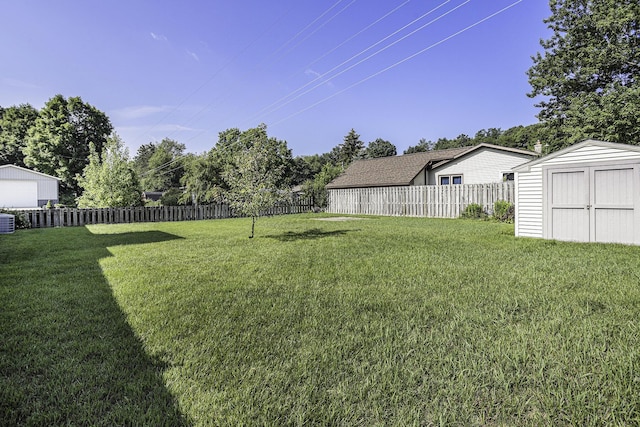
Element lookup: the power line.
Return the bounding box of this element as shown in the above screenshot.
[274,0,359,63]
[156,1,355,144]
[271,0,525,126]
[246,0,459,124]
[292,0,412,79]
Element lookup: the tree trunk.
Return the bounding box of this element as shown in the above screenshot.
[249,216,256,238]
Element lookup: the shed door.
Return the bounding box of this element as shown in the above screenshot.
[547,168,590,242]
[546,164,640,244]
[591,165,639,244]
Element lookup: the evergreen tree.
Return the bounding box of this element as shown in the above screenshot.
[337,129,364,167]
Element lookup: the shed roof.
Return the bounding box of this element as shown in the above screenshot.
[0,164,61,180]
[512,139,640,173]
[326,143,536,189]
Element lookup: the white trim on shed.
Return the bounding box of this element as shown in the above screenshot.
[513,140,640,245]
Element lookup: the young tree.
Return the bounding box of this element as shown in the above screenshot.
[23,95,113,201]
[223,124,293,238]
[0,104,39,167]
[77,134,143,208]
[528,0,640,150]
[364,138,397,158]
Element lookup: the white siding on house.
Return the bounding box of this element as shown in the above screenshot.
[428,148,533,185]
[515,142,640,239]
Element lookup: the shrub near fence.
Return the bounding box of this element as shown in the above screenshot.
[13,199,313,228]
[326,182,514,218]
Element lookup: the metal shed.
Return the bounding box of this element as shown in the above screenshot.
[0,165,60,208]
[513,140,640,245]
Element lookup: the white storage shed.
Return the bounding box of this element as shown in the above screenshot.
[0,165,60,208]
[513,140,640,245]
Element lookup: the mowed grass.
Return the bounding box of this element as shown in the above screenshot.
[2,214,640,426]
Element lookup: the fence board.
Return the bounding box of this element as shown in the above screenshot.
[327,182,514,218]
[10,199,313,228]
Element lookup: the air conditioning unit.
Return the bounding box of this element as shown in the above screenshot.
[0,213,15,234]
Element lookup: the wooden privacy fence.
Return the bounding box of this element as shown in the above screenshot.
[327,182,514,218]
[12,200,313,228]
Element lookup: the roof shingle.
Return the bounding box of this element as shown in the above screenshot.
[326,146,470,189]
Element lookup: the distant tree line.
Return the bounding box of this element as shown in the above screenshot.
[404,123,551,154]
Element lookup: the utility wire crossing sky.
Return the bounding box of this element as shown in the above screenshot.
[1,0,550,156]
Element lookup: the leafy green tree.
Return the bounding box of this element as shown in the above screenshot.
[180,151,227,205]
[132,143,156,177]
[528,0,640,150]
[0,104,39,167]
[135,138,186,191]
[473,128,502,145]
[302,163,343,209]
[77,134,143,208]
[291,153,332,185]
[23,95,113,200]
[364,138,397,158]
[223,124,293,238]
[159,188,183,206]
[498,124,551,150]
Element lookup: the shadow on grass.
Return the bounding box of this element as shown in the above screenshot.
[265,228,358,242]
[0,226,191,426]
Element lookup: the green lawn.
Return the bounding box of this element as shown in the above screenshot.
[2,214,640,425]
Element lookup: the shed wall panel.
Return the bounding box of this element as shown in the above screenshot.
[515,166,543,237]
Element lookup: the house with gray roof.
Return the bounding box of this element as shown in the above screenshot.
[326,143,537,189]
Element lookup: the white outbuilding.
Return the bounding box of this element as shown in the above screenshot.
[513,139,640,245]
[0,165,60,208]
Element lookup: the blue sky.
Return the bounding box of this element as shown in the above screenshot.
[1,0,550,157]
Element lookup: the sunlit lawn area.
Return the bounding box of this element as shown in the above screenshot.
[2,214,640,425]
